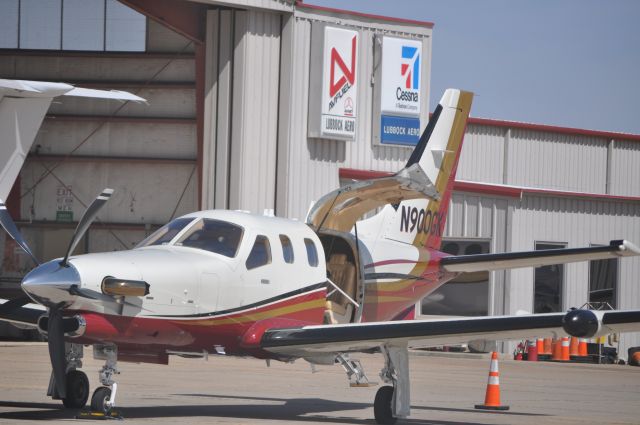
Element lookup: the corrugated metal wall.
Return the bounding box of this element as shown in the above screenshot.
[229,10,282,213]
[505,195,640,355]
[281,10,432,220]
[611,140,640,196]
[444,192,510,316]
[456,123,640,197]
[202,8,281,214]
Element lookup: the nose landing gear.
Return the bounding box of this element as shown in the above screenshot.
[91,344,120,415]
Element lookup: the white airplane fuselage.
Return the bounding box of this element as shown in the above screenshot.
[21,208,454,362]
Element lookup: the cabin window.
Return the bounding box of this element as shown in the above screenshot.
[136,217,194,248]
[246,235,272,270]
[175,219,244,258]
[280,235,294,264]
[304,238,319,267]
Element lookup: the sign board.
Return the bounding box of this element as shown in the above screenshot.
[308,25,359,140]
[56,185,74,222]
[373,36,427,147]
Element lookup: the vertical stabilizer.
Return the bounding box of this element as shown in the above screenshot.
[377,89,473,249]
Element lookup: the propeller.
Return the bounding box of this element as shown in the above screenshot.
[0,188,115,399]
[61,188,114,267]
[47,306,67,398]
[0,199,39,266]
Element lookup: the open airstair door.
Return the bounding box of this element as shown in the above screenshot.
[305,90,473,234]
[319,231,363,325]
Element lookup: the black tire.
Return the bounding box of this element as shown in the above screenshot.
[62,370,89,409]
[91,386,112,414]
[374,385,397,425]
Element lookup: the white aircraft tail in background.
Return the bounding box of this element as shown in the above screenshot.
[0,79,145,201]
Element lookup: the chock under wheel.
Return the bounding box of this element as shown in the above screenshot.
[75,410,123,420]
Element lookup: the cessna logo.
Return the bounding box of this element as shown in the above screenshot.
[328,35,357,111]
[396,45,419,103]
[400,205,444,236]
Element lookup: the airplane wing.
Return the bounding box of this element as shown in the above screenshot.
[440,239,640,273]
[0,298,45,327]
[0,79,146,200]
[259,310,640,360]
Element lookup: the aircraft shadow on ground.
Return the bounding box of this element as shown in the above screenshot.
[0,394,549,424]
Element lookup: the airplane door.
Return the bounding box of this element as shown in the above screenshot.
[198,272,219,313]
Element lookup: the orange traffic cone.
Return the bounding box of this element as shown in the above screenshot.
[475,352,509,411]
[552,338,563,360]
[569,337,580,357]
[578,338,588,357]
[561,337,570,361]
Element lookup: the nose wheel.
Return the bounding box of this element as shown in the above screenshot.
[91,386,113,414]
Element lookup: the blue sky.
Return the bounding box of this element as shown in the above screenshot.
[306,0,640,134]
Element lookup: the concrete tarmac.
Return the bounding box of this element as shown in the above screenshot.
[0,343,638,424]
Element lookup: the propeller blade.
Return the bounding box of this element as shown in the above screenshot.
[47,308,67,399]
[0,199,39,266]
[0,296,32,314]
[61,188,114,267]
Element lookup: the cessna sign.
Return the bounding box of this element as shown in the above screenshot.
[378,36,424,146]
[308,26,359,140]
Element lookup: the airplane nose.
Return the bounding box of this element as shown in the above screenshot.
[22,260,81,307]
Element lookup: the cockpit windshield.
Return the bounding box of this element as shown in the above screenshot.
[135,217,195,248]
[175,218,243,258]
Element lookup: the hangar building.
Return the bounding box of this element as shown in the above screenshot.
[1,0,639,358]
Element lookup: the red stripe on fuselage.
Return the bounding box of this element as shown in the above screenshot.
[71,286,327,359]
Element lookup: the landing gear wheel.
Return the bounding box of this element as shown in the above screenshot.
[374,385,397,425]
[62,370,89,409]
[91,386,112,414]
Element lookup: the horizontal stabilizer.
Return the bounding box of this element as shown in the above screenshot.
[441,240,640,273]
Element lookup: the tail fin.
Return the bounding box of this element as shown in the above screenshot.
[306,89,473,250]
[369,89,473,249]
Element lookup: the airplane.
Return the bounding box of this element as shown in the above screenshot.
[1,88,640,425]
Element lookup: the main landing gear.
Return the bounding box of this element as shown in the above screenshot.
[374,343,410,425]
[337,344,410,424]
[48,343,120,414]
[48,343,90,408]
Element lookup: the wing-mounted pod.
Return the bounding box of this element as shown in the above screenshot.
[563,308,640,339]
[562,309,603,338]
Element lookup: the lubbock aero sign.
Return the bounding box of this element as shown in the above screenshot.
[309,26,359,141]
[380,37,423,146]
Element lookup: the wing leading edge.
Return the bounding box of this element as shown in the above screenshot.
[441,239,640,273]
[260,310,640,359]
